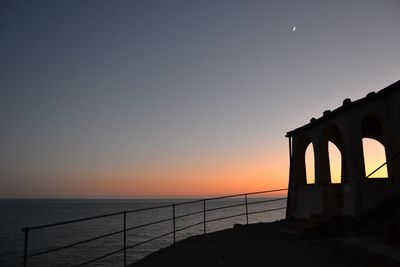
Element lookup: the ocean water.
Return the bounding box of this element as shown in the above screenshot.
[0,198,286,267]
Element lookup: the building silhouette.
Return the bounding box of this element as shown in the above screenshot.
[286,80,400,218]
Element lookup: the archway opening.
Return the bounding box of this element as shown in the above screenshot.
[328,141,342,183]
[362,138,388,178]
[305,143,315,184]
[322,125,345,184]
[361,116,388,178]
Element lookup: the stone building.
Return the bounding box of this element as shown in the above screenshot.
[286,80,400,218]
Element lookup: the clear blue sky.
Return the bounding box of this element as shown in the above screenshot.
[1,0,399,198]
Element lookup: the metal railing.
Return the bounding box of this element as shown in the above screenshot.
[21,188,287,267]
[359,151,400,213]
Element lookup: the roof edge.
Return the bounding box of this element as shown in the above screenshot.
[286,79,400,137]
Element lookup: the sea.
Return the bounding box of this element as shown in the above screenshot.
[0,198,286,267]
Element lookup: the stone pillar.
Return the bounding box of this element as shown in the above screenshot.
[394,118,400,195]
[342,118,365,216]
[388,96,400,194]
[290,136,308,187]
[385,98,400,181]
[314,140,331,185]
[287,135,309,217]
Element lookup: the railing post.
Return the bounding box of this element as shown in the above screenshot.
[23,227,29,267]
[123,211,127,267]
[245,194,249,225]
[172,204,176,244]
[203,199,206,234]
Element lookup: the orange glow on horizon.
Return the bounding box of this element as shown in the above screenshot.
[12,138,390,198]
[27,146,289,198]
[41,138,389,198]
[83,149,289,198]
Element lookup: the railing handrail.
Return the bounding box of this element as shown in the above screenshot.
[21,188,288,267]
[22,188,288,231]
[357,151,400,215]
[359,151,400,199]
[204,188,288,201]
[362,151,400,181]
[23,210,125,231]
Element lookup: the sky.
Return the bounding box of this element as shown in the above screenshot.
[1,0,399,198]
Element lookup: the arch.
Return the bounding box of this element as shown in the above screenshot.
[361,116,388,178]
[361,115,385,143]
[305,143,315,184]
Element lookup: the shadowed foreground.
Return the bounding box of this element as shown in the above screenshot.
[129,220,351,267]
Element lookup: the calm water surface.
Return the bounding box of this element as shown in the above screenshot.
[0,198,286,267]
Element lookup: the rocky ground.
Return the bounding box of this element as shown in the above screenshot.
[129,220,351,267]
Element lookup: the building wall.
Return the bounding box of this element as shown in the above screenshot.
[287,84,400,218]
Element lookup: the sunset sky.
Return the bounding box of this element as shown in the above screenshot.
[1,0,399,198]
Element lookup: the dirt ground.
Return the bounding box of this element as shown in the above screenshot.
[129,220,352,267]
